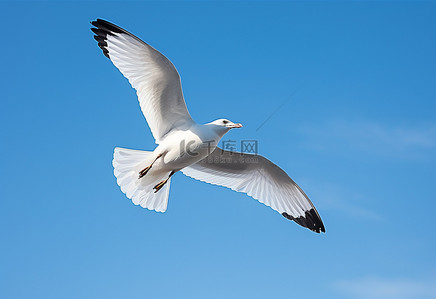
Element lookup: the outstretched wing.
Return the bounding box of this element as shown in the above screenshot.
[182,147,325,233]
[91,19,194,143]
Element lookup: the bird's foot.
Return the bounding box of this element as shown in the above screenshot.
[153,179,168,193]
[139,165,152,179]
[139,154,163,179]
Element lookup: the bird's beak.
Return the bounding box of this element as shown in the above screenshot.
[230,123,243,128]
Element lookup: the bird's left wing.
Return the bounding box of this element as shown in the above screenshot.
[91,19,194,144]
[181,147,325,233]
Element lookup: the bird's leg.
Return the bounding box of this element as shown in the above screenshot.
[153,171,176,193]
[139,154,162,179]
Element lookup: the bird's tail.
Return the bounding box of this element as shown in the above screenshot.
[112,147,171,212]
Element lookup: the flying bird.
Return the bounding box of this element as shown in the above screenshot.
[91,19,325,233]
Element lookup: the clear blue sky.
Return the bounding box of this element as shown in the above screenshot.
[1,1,435,298]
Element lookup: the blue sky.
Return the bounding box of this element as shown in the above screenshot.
[1,1,435,298]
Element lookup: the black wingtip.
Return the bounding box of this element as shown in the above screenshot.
[90,19,113,59]
[283,209,326,233]
[91,19,142,60]
[92,18,124,34]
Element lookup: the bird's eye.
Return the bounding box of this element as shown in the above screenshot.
[223,120,228,124]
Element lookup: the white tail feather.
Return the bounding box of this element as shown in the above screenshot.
[112,147,171,212]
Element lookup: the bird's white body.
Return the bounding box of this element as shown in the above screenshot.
[92,19,325,233]
[152,124,227,172]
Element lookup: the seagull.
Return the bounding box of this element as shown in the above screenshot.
[91,19,325,233]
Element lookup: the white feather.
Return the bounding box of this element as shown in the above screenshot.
[113,147,171,212]
[104,28,194,144]
[182,147,319,219]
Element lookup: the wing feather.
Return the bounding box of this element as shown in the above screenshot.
[91,19,194,143]
[182,147,325,233]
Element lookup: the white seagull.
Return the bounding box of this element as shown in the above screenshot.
[91,19,325,233]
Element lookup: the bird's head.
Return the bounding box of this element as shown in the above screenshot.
[209,119,243,129]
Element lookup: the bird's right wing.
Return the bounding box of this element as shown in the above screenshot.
[91,19,194,143]
[182,147,325,233]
